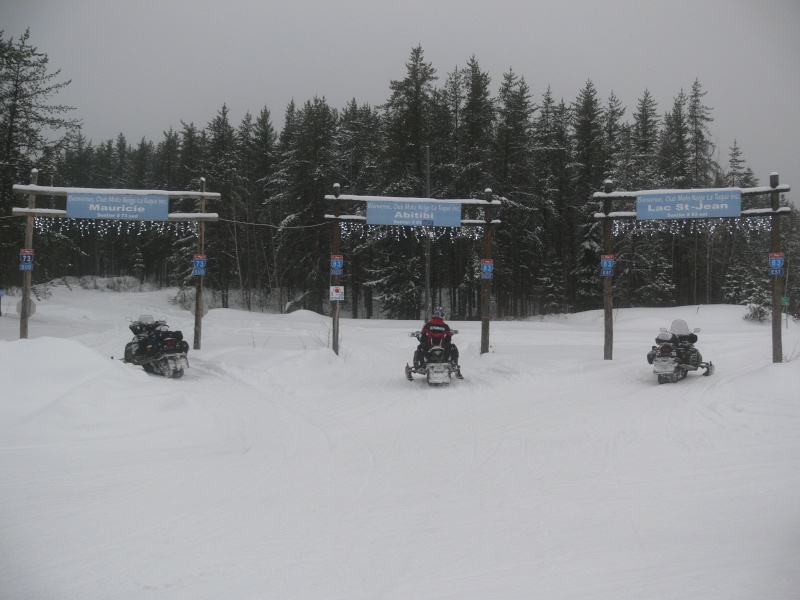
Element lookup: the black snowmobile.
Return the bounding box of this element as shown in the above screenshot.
[123,315,189,378]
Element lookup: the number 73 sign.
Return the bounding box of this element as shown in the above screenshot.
[20,249,34,271]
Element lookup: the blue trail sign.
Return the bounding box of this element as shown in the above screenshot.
[366,200,462,227]
[637,189,741,220]
[67,193,169,221]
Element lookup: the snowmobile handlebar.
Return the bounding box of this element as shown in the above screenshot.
[409,329,458,337]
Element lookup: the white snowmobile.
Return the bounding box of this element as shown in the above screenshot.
[646,318,714,384]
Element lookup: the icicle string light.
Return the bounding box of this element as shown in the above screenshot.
[611,216,772,237]
[33,217,198,237]
[338,222,484,242]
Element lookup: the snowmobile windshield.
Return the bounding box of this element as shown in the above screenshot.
[138,315,155,324]
[669,319,691,335]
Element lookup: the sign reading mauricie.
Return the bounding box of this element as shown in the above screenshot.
[67,193,169,221]
[636,189,741,220]
[366,200,462,227]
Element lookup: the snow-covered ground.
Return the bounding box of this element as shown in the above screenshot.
[2,282,799,599]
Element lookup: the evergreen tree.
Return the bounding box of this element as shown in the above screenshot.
[127,137,155,189]
[629,89,662,189]
[0,29,77,285]
[59,131,94,187]
[456,55,495,195]
[724,140,757,188]
[602,91,626,181]
[493,69,537,315]
[659,90,690,188]
[249,106,279,308]
[0,29,77,213]
[532,89,572,313]
[177,122,204,192]
[687,79,715,188]
[430,66,463,198]
[203,104,238,307]
[370,46,438,319]
[494,69,535,197]
[335,99,383,317]
[380,45,437,195]
[112,134,130,188]
[571,80,605,311]
[94,139,117,188]
[154,128,181,190]
[273,97,338,313]
[336,99,382,195]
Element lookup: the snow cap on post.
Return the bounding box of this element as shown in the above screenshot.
[333,182,341,198]
[484,188,492,202]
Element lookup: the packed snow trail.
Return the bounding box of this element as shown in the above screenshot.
[2,285,799,599]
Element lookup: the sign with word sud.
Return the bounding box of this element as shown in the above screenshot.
[636,189,741,220]
[67,193,169,221]
[366,200,462,227]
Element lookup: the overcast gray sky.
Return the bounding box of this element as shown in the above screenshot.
[3,0,799,196]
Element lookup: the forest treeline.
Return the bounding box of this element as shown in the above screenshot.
[2,31,798,319]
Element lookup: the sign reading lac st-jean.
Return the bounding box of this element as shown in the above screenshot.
[67,193,169,221]
[636,189,741,220]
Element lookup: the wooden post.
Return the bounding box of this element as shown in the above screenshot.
[424,145,431,319]
[193,178,206,350]
[770,173,783,363]
[331,183,341,355]
[480,188,493,355]
[603,179,614,360]
[20,169,37,339]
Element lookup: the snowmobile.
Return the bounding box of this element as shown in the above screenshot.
[123,315,190,378]
[646,318,714,384]
[405,330,462,386]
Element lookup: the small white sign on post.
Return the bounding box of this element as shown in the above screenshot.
[16,298,36,316]
[330,286,345,301]
[189,296,209,317]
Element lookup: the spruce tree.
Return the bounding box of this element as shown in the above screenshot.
[335,99,383,317]
[273,97,338,313]
[370,46,438,318]
[494,69,536,314]
[380,45,437,194]
[687,79,715,188]
[154,128,181,190]
[0,29,77,213]
[203,104,238,307]
[532,89,572,313]
[659,90,690,188]
[630,89,662,189]
[571,80,605,311]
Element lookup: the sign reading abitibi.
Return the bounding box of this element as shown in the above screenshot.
[366,200,462,227]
